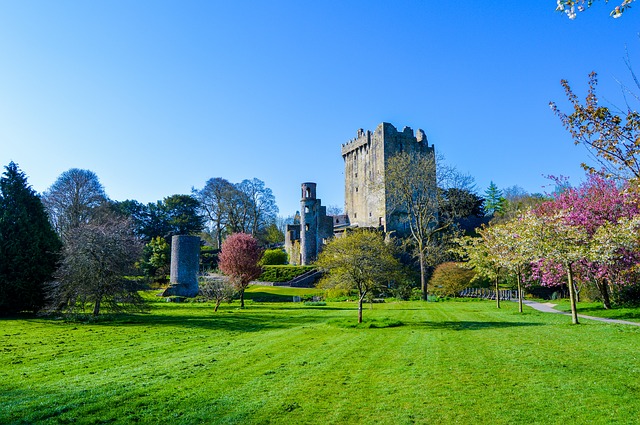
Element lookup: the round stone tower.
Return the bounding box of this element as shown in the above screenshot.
[162,235,200,297]
[300,182,318,265]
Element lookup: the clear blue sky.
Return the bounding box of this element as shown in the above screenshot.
[1,1,638,216]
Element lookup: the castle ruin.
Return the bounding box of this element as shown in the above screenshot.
[342,122,435,236]
[284,183,333,265]
[285,122,435,264]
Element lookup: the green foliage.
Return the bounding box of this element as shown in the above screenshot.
[261,222,285,245]
[0,162,62,314]
[162,194,205,237]
[324,287,356,301]
[260,249,288,266]
[258,265,315,282]
[200,245,219,271]
[483,181,505,216]
[429,262,476,297]
[138,236,170,281]
[317,229,402,322]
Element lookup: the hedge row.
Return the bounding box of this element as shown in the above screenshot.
[258,265,316,282]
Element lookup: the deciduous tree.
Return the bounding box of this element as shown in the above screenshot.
[316,230,401,323]
[218,233,262,308]
[48,213,144,316]
[199,276,236,312]
[42,168,108,241]
[385,152,475,300]
[193,178,238,249]
[550,72,640,181]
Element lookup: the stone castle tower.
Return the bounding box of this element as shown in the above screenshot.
[285,183,334,265]
[341,122,435,235]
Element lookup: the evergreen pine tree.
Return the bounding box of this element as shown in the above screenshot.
[484,181,505,216]
[0,162,62,314]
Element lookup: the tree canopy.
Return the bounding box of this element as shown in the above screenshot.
[218,232,263,308]
[48,212,144,316]
[316,230,402,323]
[42,168,108,241]
[0,162,62,314]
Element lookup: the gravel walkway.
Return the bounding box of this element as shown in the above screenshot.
[522,300,640,326]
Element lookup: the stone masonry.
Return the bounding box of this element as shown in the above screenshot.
[341,122,435,236]
[284,183,333,265]
[162,235,200,297]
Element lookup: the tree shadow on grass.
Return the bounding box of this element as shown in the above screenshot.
[32,309,348,333]
[408,320,545,331]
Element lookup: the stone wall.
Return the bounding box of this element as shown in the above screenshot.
[342,122,435,235]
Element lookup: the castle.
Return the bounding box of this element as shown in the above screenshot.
[285,122,435,265]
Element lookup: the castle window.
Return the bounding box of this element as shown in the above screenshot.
[305,188,311,198]
[369,212,372,217]
[354,213,357,218]
[305,206,310,213]
[305,224,310,231]
[355,187,358,193]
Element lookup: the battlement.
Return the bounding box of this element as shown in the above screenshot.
[341,128,372,156]
[341,122,429,157]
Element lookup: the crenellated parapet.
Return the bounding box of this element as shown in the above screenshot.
[341,128,372,156]
[341,122,431,157]
[342,122,436,236]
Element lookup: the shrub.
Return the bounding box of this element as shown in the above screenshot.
[258,265,315,282]
[613,284,640,306]
[429,262,476,297]
[325,288,357,302]
[260,249,288,266]
[200,246,219,271]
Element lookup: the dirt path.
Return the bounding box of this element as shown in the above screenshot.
[522,300,640,326]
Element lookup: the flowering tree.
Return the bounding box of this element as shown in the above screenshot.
[218,233,262,308]
[519,211,587,324]
[550,72,640,181]
[532,176,640,309]
[482,219,533,312]
[555,0,634,19]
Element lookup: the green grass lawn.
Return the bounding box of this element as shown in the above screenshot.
[549,299,640,323]
[2,288,640,424]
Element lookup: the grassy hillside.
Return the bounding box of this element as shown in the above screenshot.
[1,288,639,424]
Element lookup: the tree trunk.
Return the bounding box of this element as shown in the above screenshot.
[214,299,222,312]
[240,290,245,309]
[597,279,612,310]
[93,296,101,317]
[517,271,523,313]
[419,248,427,301]
[566,263,579,325]
[358,297,363,323]
[495,275,500,309]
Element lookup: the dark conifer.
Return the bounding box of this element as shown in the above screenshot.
[0,162,62,314]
